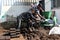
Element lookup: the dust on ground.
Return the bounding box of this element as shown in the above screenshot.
[0,22,60,40]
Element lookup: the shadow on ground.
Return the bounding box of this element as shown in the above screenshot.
[0,21,17,30]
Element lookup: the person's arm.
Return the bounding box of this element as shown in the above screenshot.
[28,19,32,23]
[38,6,44,12]
[38,13,45,20]
[39,7,44,12]
[30,13,36,20]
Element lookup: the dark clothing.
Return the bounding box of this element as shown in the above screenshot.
[17,11,40,28]
[37,4,43,16]
[22,12,36,27]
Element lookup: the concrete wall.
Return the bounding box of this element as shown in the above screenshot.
[0,0,2,14]
[54,8,60,24]
[0,0,36,23]
[6,6,30,17]
[0,5,31,23]
[45,0,51,11]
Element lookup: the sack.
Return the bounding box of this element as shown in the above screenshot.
[49,27,60,35]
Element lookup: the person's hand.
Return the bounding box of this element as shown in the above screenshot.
[30,20,32,23]
[43,18,46,20]
[42,10,44,12]
[41,16,46,20]
[40,7,44,12]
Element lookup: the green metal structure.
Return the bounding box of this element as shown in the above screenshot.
[41,11,57,28]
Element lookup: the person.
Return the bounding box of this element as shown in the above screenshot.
[30,2,45,19]
[37,3,44,16]
[31,3,37,9]
[28,8,45,27]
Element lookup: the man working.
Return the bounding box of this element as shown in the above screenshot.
[28,8,45,27]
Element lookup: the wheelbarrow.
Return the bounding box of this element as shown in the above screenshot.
[41,11,57,29]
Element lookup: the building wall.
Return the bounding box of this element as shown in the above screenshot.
[0,0,2,14]
[0,0,39,23]
[45,0,51,11]
[6,6,31,17]
[6,15,17,22]
[54,8,60,24]
[51,0,60,24]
